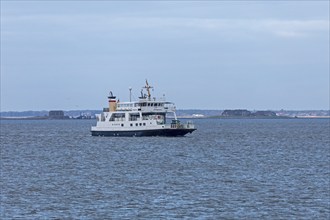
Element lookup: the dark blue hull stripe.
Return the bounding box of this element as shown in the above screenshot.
[91,128,196,137]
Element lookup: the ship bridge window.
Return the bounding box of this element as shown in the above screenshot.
[118,103,133,108]
[153,103,163,107]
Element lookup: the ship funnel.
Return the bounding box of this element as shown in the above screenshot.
[108,91,117,112]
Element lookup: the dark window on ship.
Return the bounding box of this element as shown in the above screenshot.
[143,123,146,126]
[129,113,140,121]
[139,123,142,126]
[121,124,124,127]
[130,123,133,126]
[136,123,138,126]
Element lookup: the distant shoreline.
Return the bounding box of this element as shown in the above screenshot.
[191,116,329,119]
[0,116,50,120]
[1,109,329,119]
[1,116,329,120]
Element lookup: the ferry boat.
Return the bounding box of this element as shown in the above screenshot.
[91,80,196,137]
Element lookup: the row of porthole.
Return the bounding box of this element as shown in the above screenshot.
[120,123,147,127]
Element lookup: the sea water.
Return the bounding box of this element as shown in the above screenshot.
[1,119,329,219]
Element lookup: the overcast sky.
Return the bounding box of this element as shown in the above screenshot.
[1,1,329,111]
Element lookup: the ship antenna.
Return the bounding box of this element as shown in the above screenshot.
[139,89,144,99]
[129,87,132,102]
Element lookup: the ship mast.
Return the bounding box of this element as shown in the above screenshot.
[143,79,153,100]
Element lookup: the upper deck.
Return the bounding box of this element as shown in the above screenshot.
[103,80,178,115]
[116,100,176,113]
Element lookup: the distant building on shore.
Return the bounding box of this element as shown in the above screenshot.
[49,110,68,119]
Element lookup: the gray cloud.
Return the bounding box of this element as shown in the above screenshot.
[3,14,328,39]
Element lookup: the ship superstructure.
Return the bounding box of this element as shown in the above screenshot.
[91,80,196,137]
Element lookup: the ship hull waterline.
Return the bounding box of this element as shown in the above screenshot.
[91,128,196,137]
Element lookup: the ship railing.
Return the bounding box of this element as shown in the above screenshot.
[117,107,141,111]
[169,120,195,129]
[140,107,168,112]
[181,121,195,129]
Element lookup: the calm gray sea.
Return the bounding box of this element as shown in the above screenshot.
[1,119,329,219]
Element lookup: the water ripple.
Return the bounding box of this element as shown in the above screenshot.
[1,119,329,219]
